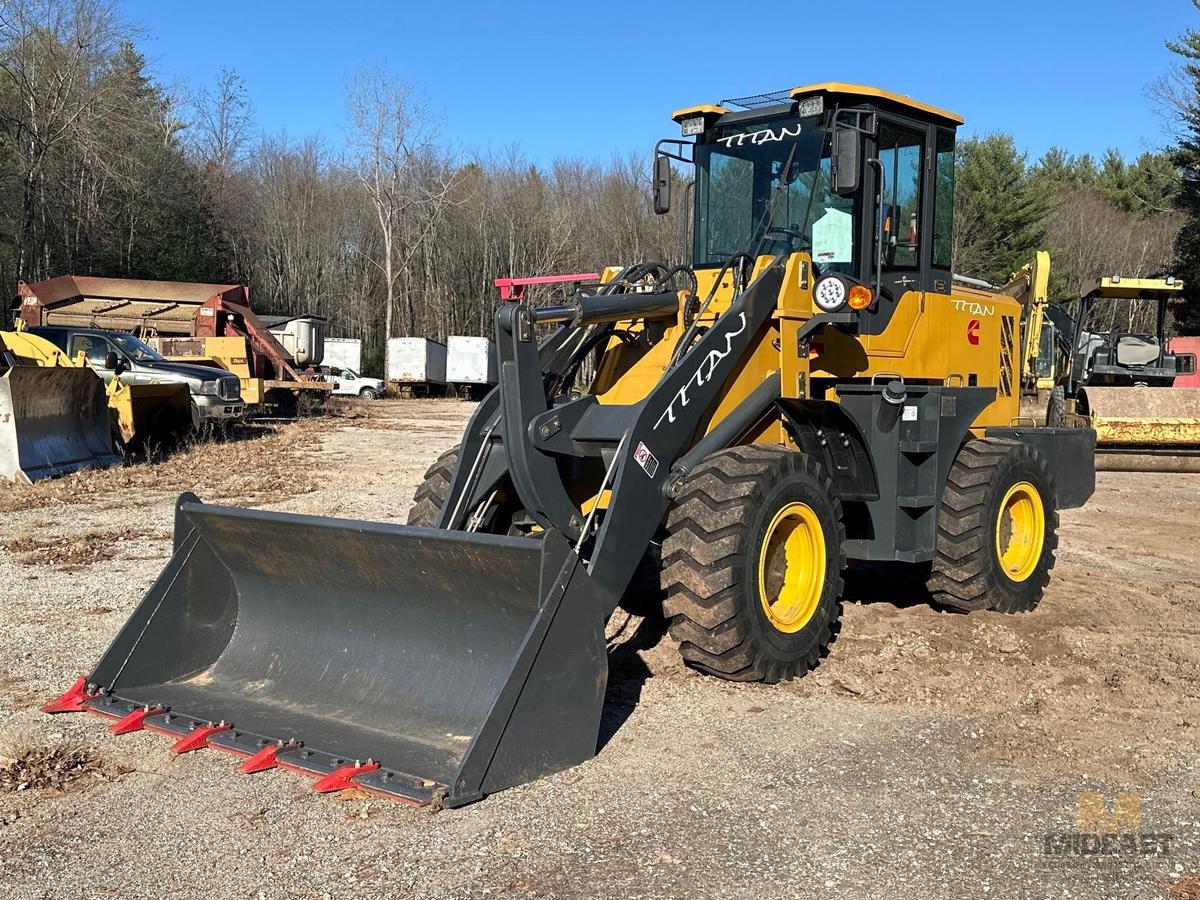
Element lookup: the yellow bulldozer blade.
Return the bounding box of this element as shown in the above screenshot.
[1080,386,1200,472]
[0,366,120,483]
[109,382,192,450]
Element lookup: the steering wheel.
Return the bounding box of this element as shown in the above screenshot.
[764,226,809,250]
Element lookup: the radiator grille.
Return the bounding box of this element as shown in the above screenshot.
[999,316,1015,397]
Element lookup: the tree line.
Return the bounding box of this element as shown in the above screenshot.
[0,0,1194,379]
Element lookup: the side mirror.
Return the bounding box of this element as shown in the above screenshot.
[103,351,119,370]
[831,128,861,196]
[652,154,671,215]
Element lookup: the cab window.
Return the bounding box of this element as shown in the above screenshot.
[932,128,955,271]
[876,122,925,271]
[70,334,113,367]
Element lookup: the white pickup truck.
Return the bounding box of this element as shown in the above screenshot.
[330,367,385,400]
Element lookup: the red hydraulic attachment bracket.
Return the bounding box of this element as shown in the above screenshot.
[239,740,303,774]
[493,272,600,302]
[42,677,96,714]
[312,760,381,793]
[109,706,166,735]
[170,722,233,754]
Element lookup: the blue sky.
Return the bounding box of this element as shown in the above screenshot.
[127,0,1192,165]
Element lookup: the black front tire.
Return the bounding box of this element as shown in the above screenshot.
[927,438,1058,614]
[360,387,379,401]
[407,445,459,527]
[661,445,845,683]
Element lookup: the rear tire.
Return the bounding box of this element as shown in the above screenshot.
[927,438,1058,614]
[407,445,459,527]
[1045,385,1065,428]
[661,445,845,683]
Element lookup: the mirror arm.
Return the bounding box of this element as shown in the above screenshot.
[653,138,695,216]
[654,138,694,165]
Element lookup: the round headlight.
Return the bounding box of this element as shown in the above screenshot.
[813,275,848,312]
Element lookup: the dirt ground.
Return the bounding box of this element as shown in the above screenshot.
[0,398,1197,899]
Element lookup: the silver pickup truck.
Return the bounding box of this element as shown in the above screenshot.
[29,326,244,427]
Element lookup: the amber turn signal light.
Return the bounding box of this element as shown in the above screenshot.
[847,285,874,310]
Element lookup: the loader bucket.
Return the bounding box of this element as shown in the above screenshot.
[1082,386,1200,473]
[110,382,192,450]
[0,365,119,483]
[81,496,608,806]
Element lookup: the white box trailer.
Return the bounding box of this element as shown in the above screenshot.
[387,338,447,387]
[323,337,363,373]
[446,336,498,386]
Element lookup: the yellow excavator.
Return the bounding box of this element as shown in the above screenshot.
[47,83,1097,806]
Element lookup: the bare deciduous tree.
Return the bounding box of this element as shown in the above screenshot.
[346,68,455,375]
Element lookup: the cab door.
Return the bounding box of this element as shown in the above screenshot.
[859,119,928,358]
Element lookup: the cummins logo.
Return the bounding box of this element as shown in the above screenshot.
[654,312,748,430]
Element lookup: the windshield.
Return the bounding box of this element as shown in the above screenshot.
[693,111,858,273]
[110,333,164,363]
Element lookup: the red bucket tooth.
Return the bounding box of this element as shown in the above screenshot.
[109,706,165,735]
[312,761,380,793]
[170,722,232,754]
[239,740,301,774]
[42,676,94,714]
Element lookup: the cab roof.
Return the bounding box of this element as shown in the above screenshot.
[1083,275,1184,301]
[672,82,963,127]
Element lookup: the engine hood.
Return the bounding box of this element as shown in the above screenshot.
[142,360,235,382]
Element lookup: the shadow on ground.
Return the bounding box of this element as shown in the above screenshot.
[598,613,669,751]
[842,560,959,612]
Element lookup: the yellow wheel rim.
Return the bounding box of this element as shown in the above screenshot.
[995,481,1045,583]
[758,502,826,633]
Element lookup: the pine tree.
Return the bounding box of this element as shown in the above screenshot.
[1168,4,1200,334]
[954,134,1053,284]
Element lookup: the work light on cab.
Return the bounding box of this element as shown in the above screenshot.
[813,274,848,312]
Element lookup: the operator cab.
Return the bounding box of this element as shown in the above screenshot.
[658,83,961,334]
[1070,276,1197,388]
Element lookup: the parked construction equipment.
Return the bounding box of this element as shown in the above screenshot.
[49,84,1097,806]
[0,327,119,482]
[17,276,331,414]
[28,325,239,435]
[1045,276,1198,471]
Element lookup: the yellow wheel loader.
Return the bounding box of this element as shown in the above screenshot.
[0,326,120,483]
[46,83,1097,806]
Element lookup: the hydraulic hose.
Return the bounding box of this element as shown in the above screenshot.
[668,251,754,369]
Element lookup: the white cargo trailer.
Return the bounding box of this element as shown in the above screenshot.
[322,337,363,373]
[387,338,447,395]
[446,336,498,392]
